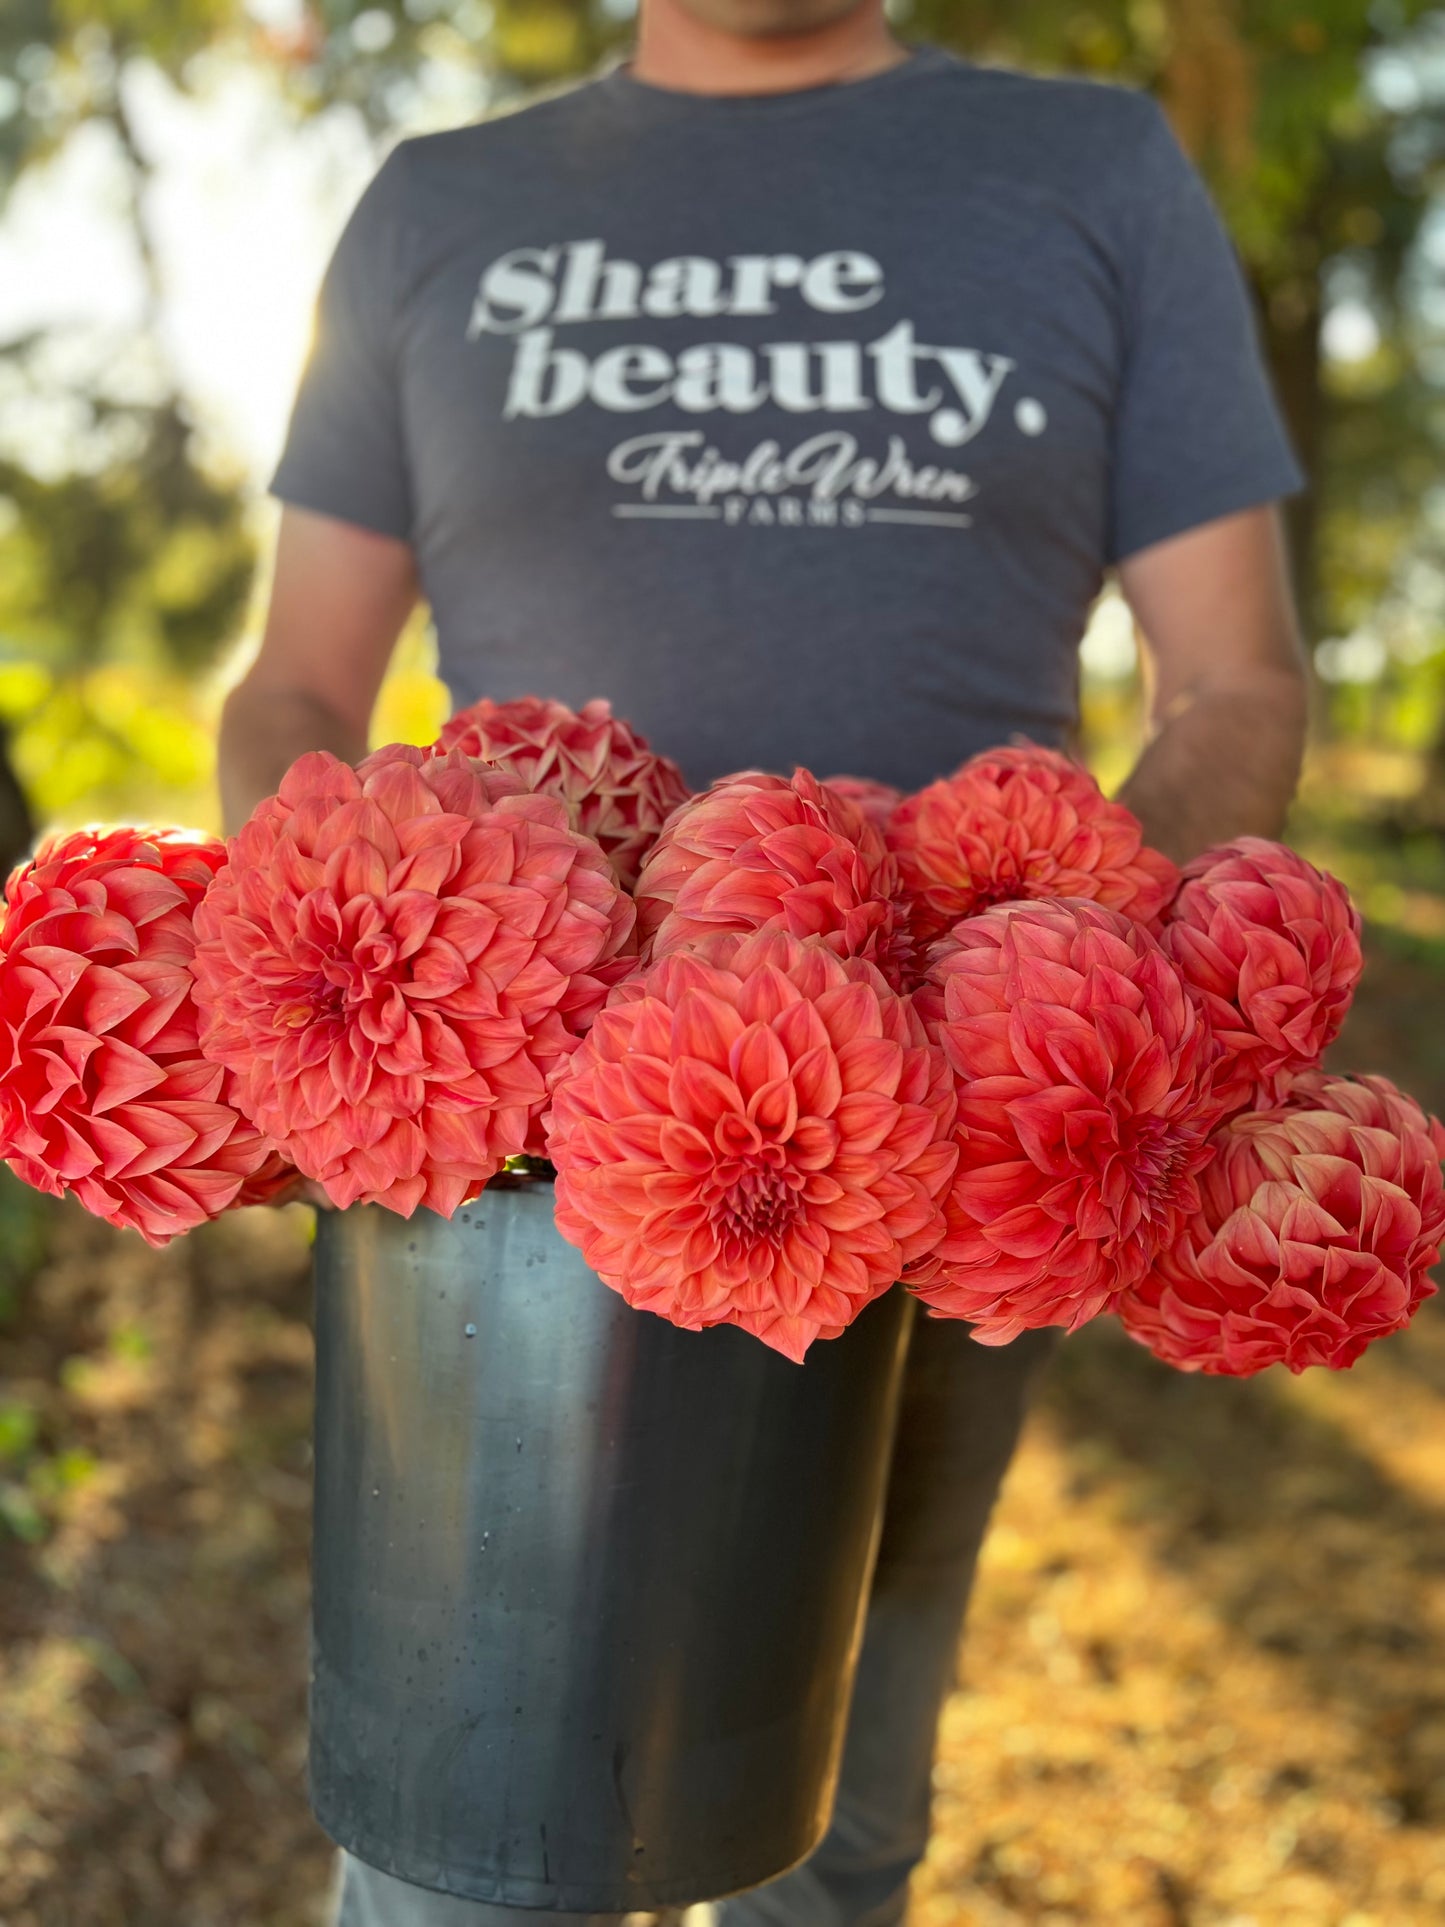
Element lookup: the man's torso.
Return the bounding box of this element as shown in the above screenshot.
[278,50,1211,786]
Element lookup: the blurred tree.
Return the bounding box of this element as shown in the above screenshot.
[0,380,255,822]
[0,8,265,833]
[0,2,516,832]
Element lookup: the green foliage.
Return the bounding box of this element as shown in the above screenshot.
[0,1430,100,1545]
[1293,754,1445,965]
[0,1479,47,1543]
[0,1399,40,1462]
[905,0,1438,259]
[0,397,256,676]
[0,398,253,824]
[1,3,242,198]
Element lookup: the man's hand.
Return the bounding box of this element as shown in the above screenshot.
[219,504,420,834]
[1114,502,1308,865]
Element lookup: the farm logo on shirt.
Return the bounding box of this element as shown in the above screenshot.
[464,238,1050,530]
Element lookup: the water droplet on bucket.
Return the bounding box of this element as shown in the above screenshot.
[371,1486,380,1499]
[464,1323,477,1338]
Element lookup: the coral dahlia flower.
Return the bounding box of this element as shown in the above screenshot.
[635,770,910,987]
[822,776,904,831]
[910,898,1219,1343]
[887,744,1179,947]
[547,929,957,1362]
[1160,836,1362,1116]
[436,695,691,889]
[190,745,634,1217]
[0,827,279,1244]
[1116,1071,1445,1375]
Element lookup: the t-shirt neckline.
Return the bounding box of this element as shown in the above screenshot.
[592,41,958,120]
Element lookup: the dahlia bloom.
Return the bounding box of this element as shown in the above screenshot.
[191,745,634,1217]
[886,744,1179,947]
[910,898,1218,1343]
[1117,1071,1445,1375]
[547,929,957,1362]
[0,827,278,1244]
[822,776,904,831]
[1160,837,1362,1115]
[635,770,910,987]
[436,695,691,889]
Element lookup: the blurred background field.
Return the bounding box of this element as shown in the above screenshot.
[2,2,1445,1922]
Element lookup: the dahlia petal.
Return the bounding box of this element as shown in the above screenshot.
[821,777,902,831]
[669,1059,746,1131]
[673,988,747,1071]
[88,1114,150,1177]
[659,1118,716,1174]
[88,1037,169,1113]
[77,965,154,1034]
[790,1116,842,1170]
[749,1076,799,1141]
[731,1021,791,1100]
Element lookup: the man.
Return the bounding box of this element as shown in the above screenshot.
[230,0,1309,1920]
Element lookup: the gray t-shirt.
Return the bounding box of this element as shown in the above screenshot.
[268,44,1306,792]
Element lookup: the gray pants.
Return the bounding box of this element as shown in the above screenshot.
[331,1319,1060,1927]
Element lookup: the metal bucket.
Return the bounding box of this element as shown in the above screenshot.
[308,1182,914,1912]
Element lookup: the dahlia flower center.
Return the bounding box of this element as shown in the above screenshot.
[275,927,408,1035]
[1124,1115,1198,1212]
[708,1153,804,1243]
[273,965,346,1030]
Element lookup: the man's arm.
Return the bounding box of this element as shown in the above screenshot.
[219,504,420,833]
[1114,501,1308,865]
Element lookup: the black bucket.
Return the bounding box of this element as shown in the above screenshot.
[308,1181,914,1912]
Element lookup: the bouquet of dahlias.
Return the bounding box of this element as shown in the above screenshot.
[2,699,1439,1375]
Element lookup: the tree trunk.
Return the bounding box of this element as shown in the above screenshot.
[0,725,33,877]
[1253,272,1323,644]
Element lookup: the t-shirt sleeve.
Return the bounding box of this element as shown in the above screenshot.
[1104,98,1307,567]
[267,144,415,541]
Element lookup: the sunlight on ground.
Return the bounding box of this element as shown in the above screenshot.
[912,1311,1445,1923]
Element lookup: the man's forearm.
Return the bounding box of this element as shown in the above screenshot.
[218,682,369,836]
[1116,666,1308,867]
